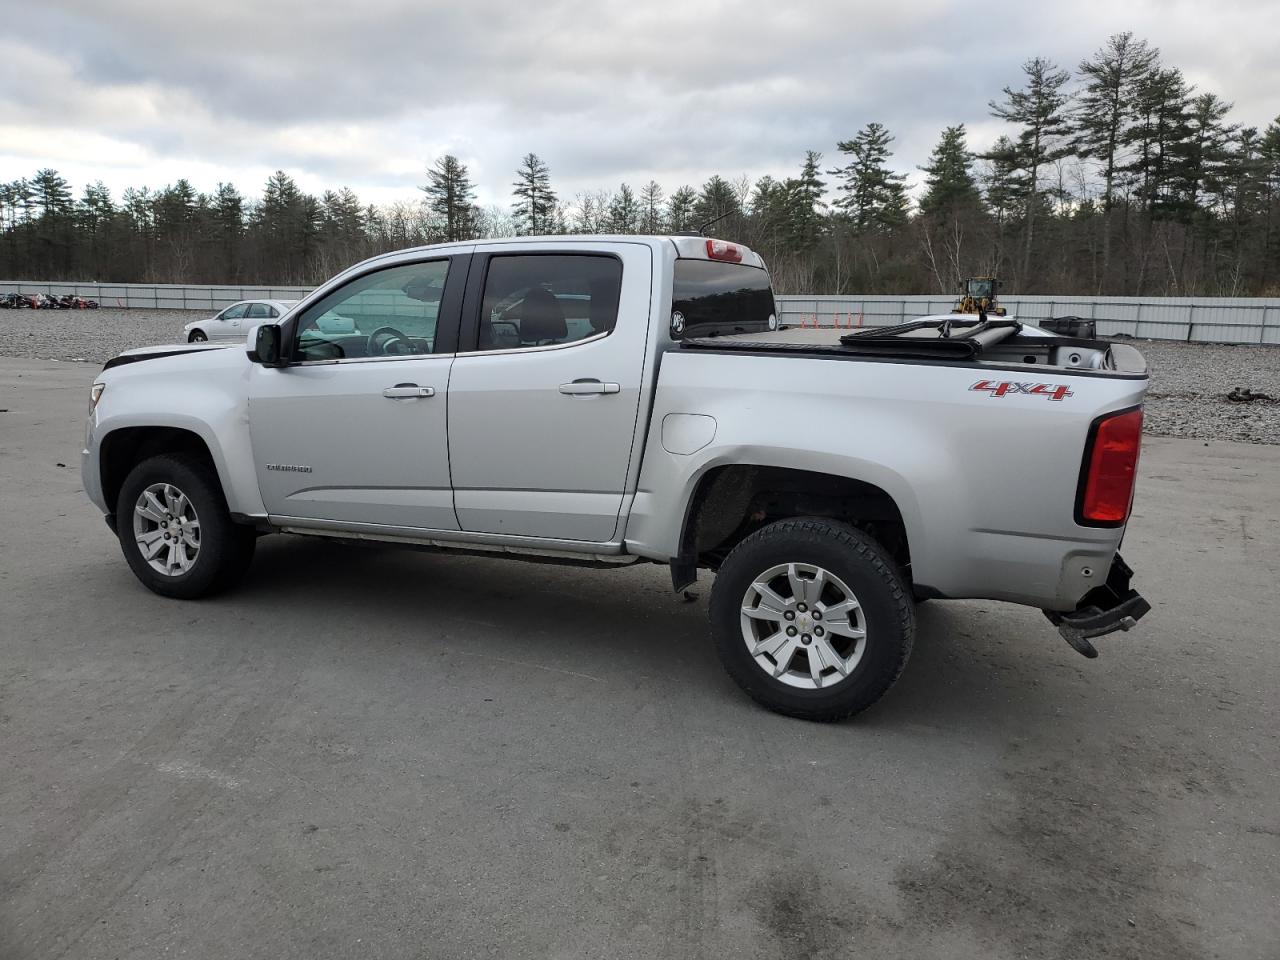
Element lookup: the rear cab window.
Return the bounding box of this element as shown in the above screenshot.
[671,260,776,339]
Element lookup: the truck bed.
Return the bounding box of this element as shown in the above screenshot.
[681,323,1147,379]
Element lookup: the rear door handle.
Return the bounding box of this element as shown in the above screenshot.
[559,380,620,396]
[382,384,435,399]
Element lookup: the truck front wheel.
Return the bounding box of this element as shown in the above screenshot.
[115,454,256,599]
[709,518,915,721]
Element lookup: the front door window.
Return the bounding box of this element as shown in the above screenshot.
[294,260,450,361]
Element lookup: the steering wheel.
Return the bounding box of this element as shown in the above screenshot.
[366,326,413,356]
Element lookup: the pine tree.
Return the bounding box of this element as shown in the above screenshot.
[511,153,557,235]
[747,175,790,250]
[29,169,76,276]
[122,187,154,235]
[422,155,476,242]
[607,182,639,233]
[77,182,114,280]
[1172,93,1237,221]
[988,56,1073,281]
[982,136,1027,222]
[919,125,980,215]
[319,187,366,271]
[30,169,73,217]
[210,183,244,282]
[152,179,201,280]
[1124,67,1193,218]
[666,186,698,232]
[77,182,113,232]
[639,180,665,233]
[1073,33,1160,210]
[693,175,740,228]
[786,151,826,248]
[879,179,910,228]
[1258,117,1280,289]
[258,171,319,282]
[828,123,907,232]
[322,188,364,241]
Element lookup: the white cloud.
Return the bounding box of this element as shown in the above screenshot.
[1,0,1275,207]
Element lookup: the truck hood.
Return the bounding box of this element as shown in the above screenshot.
[103,341,235,371]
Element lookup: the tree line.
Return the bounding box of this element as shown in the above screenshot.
[1,32,1277,296]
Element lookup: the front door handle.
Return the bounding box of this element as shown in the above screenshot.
[383,384,435,399]
[559,380,620,396]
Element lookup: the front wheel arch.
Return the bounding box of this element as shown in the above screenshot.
[100,426,222,521]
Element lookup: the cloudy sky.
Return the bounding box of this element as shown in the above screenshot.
[2,0,1277,210]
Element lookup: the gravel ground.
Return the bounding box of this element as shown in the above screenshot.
[0,307,198,362]
[1137,339,1280,445]
[2,308,1277,443]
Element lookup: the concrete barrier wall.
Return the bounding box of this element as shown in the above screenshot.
[0,281,311,312]
[773,295,1280,345]
[3,281,1278,345]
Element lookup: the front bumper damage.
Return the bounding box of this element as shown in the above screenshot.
[1043,554,1150,658]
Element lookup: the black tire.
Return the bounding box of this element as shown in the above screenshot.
[188,330,208,343]
[709,518,914,722]
[115,454,256,599]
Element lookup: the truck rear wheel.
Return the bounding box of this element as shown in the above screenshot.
[116,454,256,599]
[709,518,914,721]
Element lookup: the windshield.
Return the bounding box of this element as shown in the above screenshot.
[671,260,775,339]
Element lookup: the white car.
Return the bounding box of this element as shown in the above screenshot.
[185,300,298,343]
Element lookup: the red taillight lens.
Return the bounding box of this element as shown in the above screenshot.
[705,238,742,262]
[1079,408,1143,525]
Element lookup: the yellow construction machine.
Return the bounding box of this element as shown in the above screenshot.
[953,277,1006,316]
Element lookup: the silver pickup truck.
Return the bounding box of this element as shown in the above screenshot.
[83,235,1150,720]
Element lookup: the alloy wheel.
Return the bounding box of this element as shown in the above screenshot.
[739,562,868,689]
[132,482,201,576]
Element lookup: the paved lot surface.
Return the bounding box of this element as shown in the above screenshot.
[1,356,1278,960]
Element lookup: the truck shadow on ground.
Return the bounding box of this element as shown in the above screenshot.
[207,535,1086,731]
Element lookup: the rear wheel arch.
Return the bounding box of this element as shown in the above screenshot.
[677,464,913,577]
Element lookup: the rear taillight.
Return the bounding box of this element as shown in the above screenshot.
[1077,407,1143,526]
[705,238,743,262]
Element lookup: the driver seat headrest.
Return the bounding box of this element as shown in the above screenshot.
[518,287,566,343]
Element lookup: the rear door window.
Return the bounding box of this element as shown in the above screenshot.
[671,260,776,338]
[246,303,271,319]
[468,254,622,352]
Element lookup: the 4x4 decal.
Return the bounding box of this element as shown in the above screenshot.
[970,379,1074,402]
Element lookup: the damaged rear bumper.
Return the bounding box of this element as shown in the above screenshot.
[1043,554,1150,658]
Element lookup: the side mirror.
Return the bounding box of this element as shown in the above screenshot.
[247,323,284,366]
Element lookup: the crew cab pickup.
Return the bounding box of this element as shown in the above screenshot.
[83,236,1150,720]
